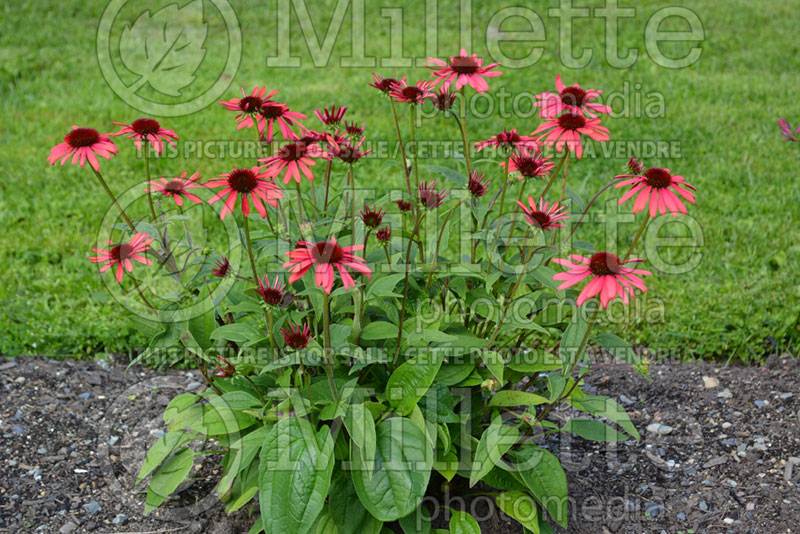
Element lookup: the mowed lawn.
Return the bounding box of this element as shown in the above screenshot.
[0,0,798,360]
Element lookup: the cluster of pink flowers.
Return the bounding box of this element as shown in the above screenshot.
[48,46,696,312]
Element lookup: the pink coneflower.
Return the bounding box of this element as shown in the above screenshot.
[48,126,118,172]
[255,275,286,306]
[376,227,391,244]
[281,322,312,350]
[214,355,236,378]
[330,137,372,165]
[389,80,434,105]
[531,113,609,159]
[396,199,413,212]
[205,167,283,219]
[344,121,365,137]
[615,167,696,218]
[504,146,555,180]
[212,257,231,278]
[426,49,502,93]
[112,118,177,155]
[220,86,277,121]
[89,232,154,283]
[553,252,651,308]
[369,73,407,94]
[475,128,539,153]
[260,140,328,184]
[534,74,612,119]
[418,181,449,209]
[359,204,385,229]
[315,105,347,127]
[299,130,326,146]
[517,197,569,231]
[150,171,203,207]
[467,170,490,197]
[432,87,457,111]
[254,101,307,142]
[283,238,372,294]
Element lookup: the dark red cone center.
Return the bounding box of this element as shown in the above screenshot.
[560,87,588,107]
[163,179,185,195]
[239,96,263,114]
[589,252,622,276]
[311,241,344,264]
[450,56,480,74]
[280,142,307,162]
[66,128,100,148]
[227,169,259,193]
[557,113,587,131]
[131,118,161,136]
[644,168,673,188]
[111,243,134,262]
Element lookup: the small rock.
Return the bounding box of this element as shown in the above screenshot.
[723,518,735,525]
[702,376,719,388]
[85,501,101,515]
[646,423,674,436]
[677,512,686,521]
[779,392,793,400]
[37,447,47,455]
[186,381,203,391]
[112,514,128,526]
[108,436,119,447]
[78,392,91,400]
[11,425,25,435]
[722,422,732,429]
[754,400,765,408]
[699,501,708,511]
[619,394,635,405]
[717,389,733,399]
[644,502,664,518]
[60,523,78,534]
[14,376,26,384]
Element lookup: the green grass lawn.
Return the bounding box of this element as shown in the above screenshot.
[1,0,798,361]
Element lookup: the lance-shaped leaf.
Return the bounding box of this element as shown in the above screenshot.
[259,417,334,534]
[512,445,568,528]
[352,417,433,522]
[386,352,443,416]
[145,447,195,514]
[470,416,520,487]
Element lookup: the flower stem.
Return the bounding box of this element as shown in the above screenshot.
[321,292,339,403]
[349,164,356,230]
[394,210,426,365]
[625,215,649,260]
[426,198,466,291]
[294,181,305,224]
[541,150,569,198]
[323,159,333,213]
[457,88,473,177]
[389,98,414,210]
[243,217,277,357]
[130,275,156,314]
[143,147,158,223]
[409,108,419,190]
[91,169,135,232]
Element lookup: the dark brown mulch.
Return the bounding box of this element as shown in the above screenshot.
[0,353,798,534]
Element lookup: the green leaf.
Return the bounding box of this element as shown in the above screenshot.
[561,419,627,442]
[211,323,263,344]
[489,391,549,408]
[421,164,468,185]
[352,417,434,522]
[594,332,639,365]
[188,286,216,351]
[361,321,399,340]
[558,312,587,372]
[145,447,195,514]
[345,404,377,475]
[514,446,568,528]
[387,352,443,416]
[137,431,198,484]
[470,416,520,486]
[568,396,639,440]
[259,418,335,534]
[483,350,505,384]
[495,491,539,533]
[328,472,370,534]
[435,360,475,386]
[449,509,481,534]
[399,507,432,534]
[367,273,406,298]
[526,265,560,293]
[507,350,561,373]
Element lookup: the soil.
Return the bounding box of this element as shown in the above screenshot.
[1,353,798,534]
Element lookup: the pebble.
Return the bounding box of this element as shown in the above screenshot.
[717,389,733,399]
[59,523,77,534]
[78,392,91,400]
[186,381,203,391]
[619,394,635,405]
[112,514,129,526]
[754,400,766,408]
[702,376,719,388]
[677,512,686,521]
[722,422,732,429]
[108,436,119,447]
[779,392,793,400]
[699,501,708,511]
[11,425,25,435]
[37,447,47,454]
[84,501,101,515]
[647,423,674,436]
[645,503,664,518]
